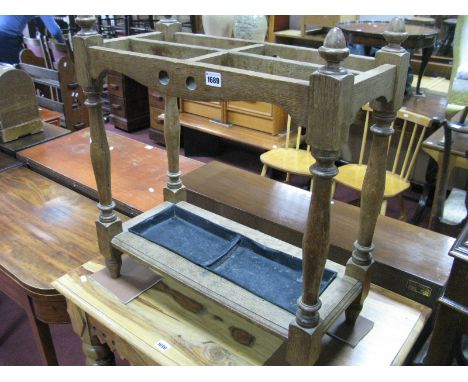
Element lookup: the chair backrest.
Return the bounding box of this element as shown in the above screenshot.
[360,104,432,181]
[23,37,45,59]
[48,40,68,67]
[284,115,310,152]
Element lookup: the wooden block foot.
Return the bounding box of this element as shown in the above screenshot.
[163,185,186,203]
[287,319,325,365]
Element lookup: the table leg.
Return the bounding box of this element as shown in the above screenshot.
[67,301,115,366]
[410,157,438,225]
[416,45,434,96]
[25,306,59,365]
[424,302,461,365]
[0,270,59,365]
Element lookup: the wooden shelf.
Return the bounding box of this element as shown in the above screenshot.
[158,112,297,151]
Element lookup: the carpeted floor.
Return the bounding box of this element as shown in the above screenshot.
[0,124,432,365]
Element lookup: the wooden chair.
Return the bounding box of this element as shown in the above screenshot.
[19,49,89,131]
[260,115,315,191]
[47,40,68,70]
[334,105,432,218]
[430,120,468,237]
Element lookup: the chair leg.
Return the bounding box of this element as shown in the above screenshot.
[261,164,267,177]
[380,199,388,215]
[285,172,291,183]
[398,194,408,221]
[331,180,336,200]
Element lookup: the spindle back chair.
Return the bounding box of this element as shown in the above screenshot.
[335,104,432,217]
[260,115,315,190]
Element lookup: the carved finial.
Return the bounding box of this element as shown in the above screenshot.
[382,17,408,52]
[76,15,98,36]
[318,27,349,75]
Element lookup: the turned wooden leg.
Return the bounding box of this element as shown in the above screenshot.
[163,96,186,203]
[346,110,396,325]
[84,86,123,278]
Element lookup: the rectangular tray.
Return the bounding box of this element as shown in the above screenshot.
[129,205,240,267]
[129,204,336,314]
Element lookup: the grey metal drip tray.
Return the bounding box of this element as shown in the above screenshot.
[129,204,337,314]
[128,204,240,267]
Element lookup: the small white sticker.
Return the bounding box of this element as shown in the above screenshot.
[155,339,171,352]
[80,275,87,283]
[205,71,221,87]
[148,187,155,193]
[145,145,154,150]
[109,146,114,151]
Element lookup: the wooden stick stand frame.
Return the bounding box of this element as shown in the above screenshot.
[73,16,409,365]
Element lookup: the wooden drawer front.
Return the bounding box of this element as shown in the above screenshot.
[109,95,126,117]
[107,74,125,97]
[227,101,273,117]
[227,111,274,134]
[149,91,165,110]
[182,100,223,121]
[150,106,164,130]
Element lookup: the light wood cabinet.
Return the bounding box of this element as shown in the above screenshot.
[180,99,288,136]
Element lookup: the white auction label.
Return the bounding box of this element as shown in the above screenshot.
[205,71,221,87]
[155,339,171,352]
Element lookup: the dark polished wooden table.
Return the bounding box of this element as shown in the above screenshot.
[338,21,439,96]
[0,122,69,156]
[0,166,127,365]
[18,128,204,216]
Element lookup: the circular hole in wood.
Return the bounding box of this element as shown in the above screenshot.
[186,76,197,91]
[159,70,169,85]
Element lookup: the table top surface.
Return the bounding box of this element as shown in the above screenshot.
[0,166,127,294]
[18,128,204,215]
[338,21,439,38]
[0,151,21,172]
[402,93,448,120]
[423,126,468,157]
[0,122,69,155]
[53,257,431,365]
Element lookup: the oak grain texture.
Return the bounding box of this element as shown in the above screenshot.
[53,258,431,366]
